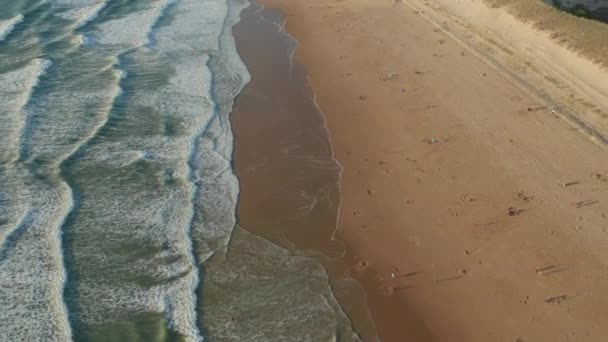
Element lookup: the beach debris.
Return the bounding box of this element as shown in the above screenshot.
[563,180,580,187]
[526,106,547,112]
[401,271,423,278]
[380,73,400,81]
[508,207,524,216]
[535,265,568,276]
[571,200,599,208]
[544,294,570,304]
[354,260,370,271]
[422,137,440,144]
[436,274,466,283]
[358,95,367,101]
[390,267,398,279]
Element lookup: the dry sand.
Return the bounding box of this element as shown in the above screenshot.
[257,0,608,341]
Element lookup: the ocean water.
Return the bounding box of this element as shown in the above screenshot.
[0,0,362,340]
[544,0,608,23]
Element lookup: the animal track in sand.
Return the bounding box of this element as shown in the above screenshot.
[517,190,534,203]
[408,236,422,246]
[510,95,522,102]
[448,208,459,216]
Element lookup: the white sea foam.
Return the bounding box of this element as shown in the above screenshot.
[0,171,74,341]
[0,59,51,163]
[70,56,212,340]
[0,0,250,340]
[90,0,175,47]
[20,72,123,162]
[152,0,226,53]
[187,0,250,254]
[0,15,24,42]
[58,1,107,29]
[0,12,123,340]
[57,0,224,339]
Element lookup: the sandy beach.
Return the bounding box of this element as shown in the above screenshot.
[254,0,608,340]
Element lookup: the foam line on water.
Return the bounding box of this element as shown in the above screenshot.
[0,12,124,339]
[18,61,123,163]
[0,48,123,342]
[0,168,74,341]
[56,1,231,339]
[0,15,24,42]
[90,0,176,47]
[0,59,51,164]
[56,1,109,29]
[0,0,249,340]
[186,0,251,257]
[132,55,210,341]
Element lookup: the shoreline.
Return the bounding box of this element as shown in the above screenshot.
[257,0,608,341]
[228,3,384,340]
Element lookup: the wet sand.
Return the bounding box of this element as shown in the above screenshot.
[230,2,439,341]
[230,4,381,341]
[253,0,608,341]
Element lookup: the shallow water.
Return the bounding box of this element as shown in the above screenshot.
[0,0,366,340]
[544,0,608,23]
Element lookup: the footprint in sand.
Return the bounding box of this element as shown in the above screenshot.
[459,192,479,204]
[409,236,421,246]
